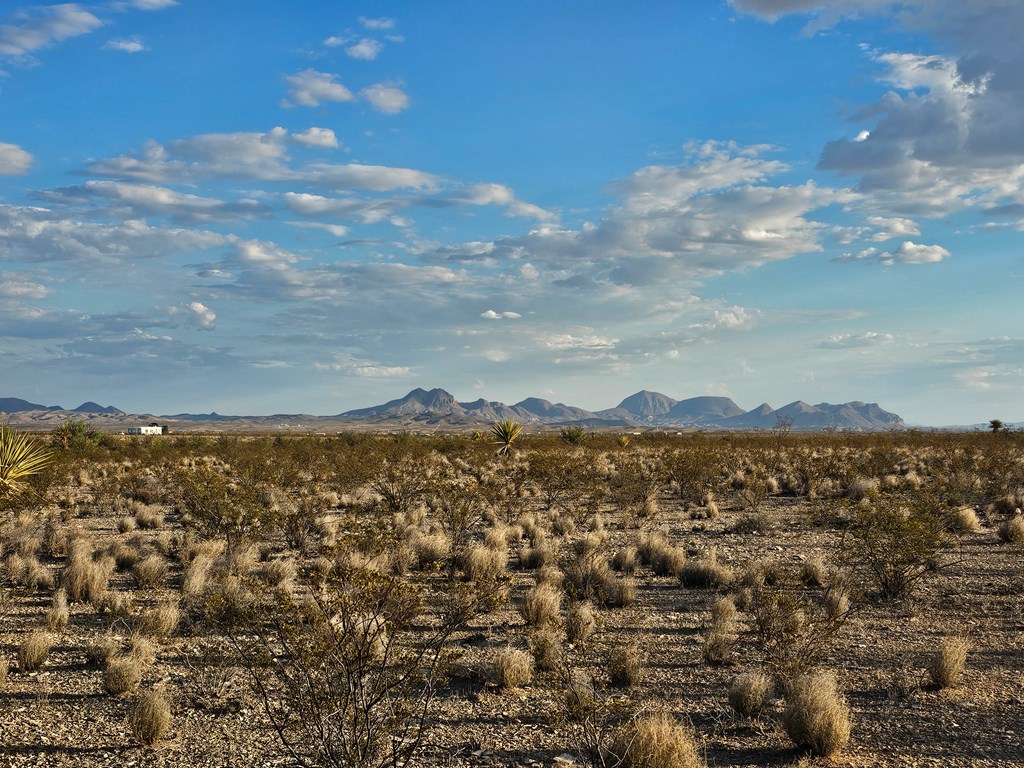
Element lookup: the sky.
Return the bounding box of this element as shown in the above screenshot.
[0,1,1022,424]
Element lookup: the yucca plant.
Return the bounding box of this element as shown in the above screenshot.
[491,420,523,457]
[0,426,53,508]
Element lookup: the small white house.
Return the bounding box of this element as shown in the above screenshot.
[128,424,166,435]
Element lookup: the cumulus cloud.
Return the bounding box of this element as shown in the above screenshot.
[281,69,355,108]
[836,240,950,265]
[0,4,103,59]
[481,310,521,320]
[735,1,1024,224]
[359,17,395,30]
[186,301,216,329]
[0,277,48,299]
[360,83,409,114]
[290,127,339,148]
[103,37,146,53]
[346,38,383,60]
[0,142,32,175]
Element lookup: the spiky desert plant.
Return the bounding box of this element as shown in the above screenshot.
[129,688,172,747]
[491,419,523,457]
[0,425,53,508]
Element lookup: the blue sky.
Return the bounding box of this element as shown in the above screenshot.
[1,1,1022,424]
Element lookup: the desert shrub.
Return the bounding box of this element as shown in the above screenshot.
[728,671,773,718]
[748,585,847,686]
[729,512,775,534]
[998,515,1024,544]
[530,629,564,673]
[260,558,297,589]
[491,647,533,690]
[844,496,947,599]
[104,655,144,696]
[781,672,851,757]
[46,587,70,632]
[128,688,172,747]
[608,710,702,768]
[173,465,273,549]
[233,562,497,768]
[846,477,879,500]
[521,582,562,628]
[928,636,970,689]
[567,601,598,645]
[18,631,52,671]
[679,552,734,589]
[132,553,170,589]
[607,641,643,688]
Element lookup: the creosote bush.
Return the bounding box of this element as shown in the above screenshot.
[609,710,703,768]
[928,636,970,690]
[782,672,851,757]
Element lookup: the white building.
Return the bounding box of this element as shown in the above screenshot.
[128,424,166,435]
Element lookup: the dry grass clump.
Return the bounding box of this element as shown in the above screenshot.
[521,536,556,569]
[928,636,970,689]
[998,515,1024,544]
[529,628,563,673]
[128,688,172,747]
[702,597,737,665]
[85,635,120,667]
[0,656,8,686]
[728,671,773,718]
[46,587,70,632]
[947,507,981,534]
[139,600,181,640]
[118,516,138,534]
[609,710,703,768]
[182,554,215,596]
[491,647,533,690]
[611,545,638,575]
[409,531,452,569]
[132,553,170,589]
[729,512,775,535]
[63,540,115,604]
[799,557,828,588]
[134,505,165,530]
[608,640,643,688]
[18,631,53,671]
[679,551,734,589]
[521,582,562,628]
[566,601,598,645]
[5,553,55,590]
[846,477,879,500]
[103,654,144,696]
[259,557,297,589]
[824,588,851,621]
[781,672,851,757]
[460,543,508,583]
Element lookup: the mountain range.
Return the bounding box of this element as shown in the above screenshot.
[0,388,906,431]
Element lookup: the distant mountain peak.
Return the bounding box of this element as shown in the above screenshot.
[74,401,124,414]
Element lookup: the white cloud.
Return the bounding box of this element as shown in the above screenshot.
[836,240,950,265]
[360,83,409,114]
[865,215,920,241]
[127,0,177,9]
[481,310,521,320]
[0,4,103,59]
[0,277,48,299]
[103,37,146,53]
[281,69,355,108]
[359,17,395,30]
[286,221,349,237]
[187,301,216,330]
[315,352,410,377]
[0,142,32,174]
[42,180,269,223]
[346,38,383,61]
[820,331,895,349]
[323,35,352,47]
[290,127,339,148]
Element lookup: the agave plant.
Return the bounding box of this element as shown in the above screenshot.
[491,419,523,457]
[0,425,54,504]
